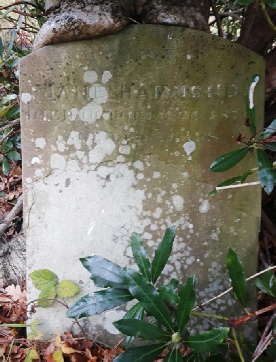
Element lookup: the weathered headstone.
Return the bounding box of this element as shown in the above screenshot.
[20,25,264,344]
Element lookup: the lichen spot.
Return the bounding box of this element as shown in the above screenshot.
[172,195,184,211]
[183,141,196,157]
[83,70,98,83]
[50,154,66,170]
[21,92,34,104]
[35,138,46,149]
[199,199,210,213]
[102,71,112,84]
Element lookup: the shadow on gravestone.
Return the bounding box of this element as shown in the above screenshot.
[20,25,264,344]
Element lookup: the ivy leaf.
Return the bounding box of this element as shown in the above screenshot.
[80,255,126,288]
[56,280,80,298]
[113,319,171,341]
[151,226,175,284]
[124,269,173,331]
[131,233,151,281]
[66,288,133,319]
[6,150,21,161]
[113,343,167,362]
[2,155,10,176]
[177,276,196,334]
[37,287,57,308]
[256,148,275,195]
[29,269,58,291]
[184,327,229,353]
[163,348,183,361]
[226,248,247,308]
[210,147,249,173]
[158,278,180,305]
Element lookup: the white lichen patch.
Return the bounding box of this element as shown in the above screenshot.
[172,195,184,211]
[67,131,82,150]
[50,154,66,170]
[88,132,116,165]
[79,70,112,123]
[199,199,210,213]
[119,145,131,155]
[21,92,34,104]
[35,138,46,149]
[183,140,196,156]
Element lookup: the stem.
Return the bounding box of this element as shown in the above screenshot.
[233,303,276,327]
[193,265,276,311]
[260,0,276,32]
[191,311,229,321]
[232,328,244,362]
[216,181,260,191]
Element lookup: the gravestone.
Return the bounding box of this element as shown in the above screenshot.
[20,25,264,344]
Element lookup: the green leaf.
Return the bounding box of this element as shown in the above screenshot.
[113,319,171,341]
[29,269,58,291]
[80,255,126,288]
[151,226,175,284]
[263,142,276,151]
[7,29,16,58]
[205,353,226,361]
[113,343,167,362]
[210,147,249,173]
[37,287,57,307]
[24,348,40,362]
[255,269,276,297]
[185,327,229,353]
[0,104,13,119]
[6,103,19,119]
[56,280,80,298]
[2,155,10,176]
[246,74,260,135]
[66,288,133,319]
[158,278,180,304]
[52,350,64,362]
[123,302,144,346]
[182,351,197,361]
[0,37,3,59]
[266,0,276,9]
[6,150,21,161]
[131,233,151,281]
[124,269,174,331]
[177,276,196,334]
[256,148,275,195]
[163,348,183,362]
[259,119,276,139]
[226,248,247,307]
[209,170,255,196]
[0,94,17,106]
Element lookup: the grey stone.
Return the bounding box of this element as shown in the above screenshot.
[20,25,264,344]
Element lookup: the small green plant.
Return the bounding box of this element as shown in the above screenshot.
[65,227,276,361]
[210,74,276,196]
[29,269,80,307]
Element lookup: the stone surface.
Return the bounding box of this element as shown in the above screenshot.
[20,25,264,344]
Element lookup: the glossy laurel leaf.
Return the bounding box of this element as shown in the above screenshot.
[124,269,173,331]
[256,148,275,195]
[113,319,171,341]
[79,255,126,288]
[210,147,249,173]
[177,276,196,334]
[66,288,133,319]
[163,348,183,362]
[226,248,247,308]
[184,327,229,353]
[255,269,276,297]
[131,233,151,281]
[158,278,180,304]
[259,119,276,140]
[113,343,167,362]
[151,225,175,284]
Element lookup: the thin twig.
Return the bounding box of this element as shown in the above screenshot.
[0,1,44,12]
[216,181,260,191]
[209,0,223,37]
[0,119,20,133]
[193,265,276,310]
[0,195,23,239]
